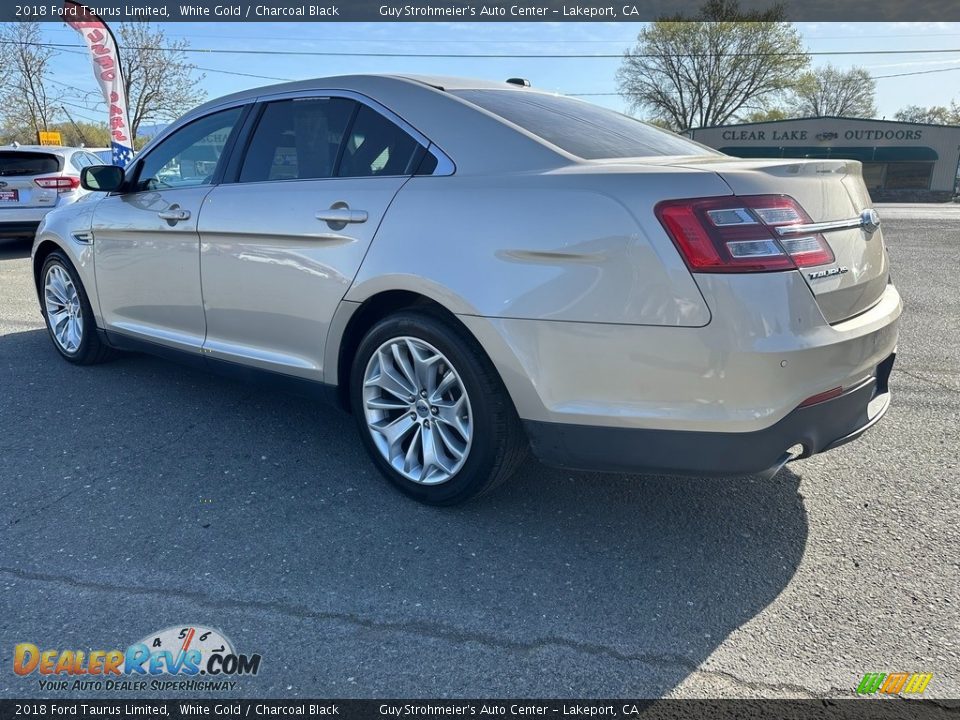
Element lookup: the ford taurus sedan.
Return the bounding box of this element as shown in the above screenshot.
[31,75,900,504]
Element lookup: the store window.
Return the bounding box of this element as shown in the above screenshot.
[883,162,934,191]
[862,163,885,191]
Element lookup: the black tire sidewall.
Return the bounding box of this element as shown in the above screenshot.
[40,251,99,364]
[350,312,508,505]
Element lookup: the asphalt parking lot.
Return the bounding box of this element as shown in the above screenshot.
[0,204,957,699]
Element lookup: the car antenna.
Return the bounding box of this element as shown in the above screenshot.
[505,78,531,87]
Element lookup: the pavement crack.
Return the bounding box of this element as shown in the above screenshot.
[1,566,838,697]
[2,487,83,534]
[897,368,960,395]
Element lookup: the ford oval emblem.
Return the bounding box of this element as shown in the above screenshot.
[860,208,881,235]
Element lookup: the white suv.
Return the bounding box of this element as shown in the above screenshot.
[0,145,102,239]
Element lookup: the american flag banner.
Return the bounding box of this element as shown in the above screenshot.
[63,0,134,167]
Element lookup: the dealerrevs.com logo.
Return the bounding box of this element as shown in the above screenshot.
[13,625,262,692]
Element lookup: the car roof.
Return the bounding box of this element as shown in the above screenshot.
[156,74,569,175]
[1,145,86,154]
[186,74,531,114]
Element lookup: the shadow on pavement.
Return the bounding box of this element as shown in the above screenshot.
[0,237,32,261]
[0,328,809,696]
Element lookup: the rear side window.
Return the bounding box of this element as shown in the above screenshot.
[337,105,423,178]
[451,90,716,160]
[69,153,91,171]
[0,151,61,176]
[239,98,356,183]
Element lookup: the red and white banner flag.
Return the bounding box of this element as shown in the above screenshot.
[63,0,134,167]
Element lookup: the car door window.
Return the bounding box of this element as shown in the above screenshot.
[238,98,355,183]
[134,107,243,192]
[69,153,90,172]
[337,105,423,178]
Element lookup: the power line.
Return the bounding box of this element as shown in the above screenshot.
[567,63,960,96]
[4,38,960,59]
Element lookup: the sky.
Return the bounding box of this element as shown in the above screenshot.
[34,21,960,129]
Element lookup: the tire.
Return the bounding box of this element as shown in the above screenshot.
[39,250,115,365]
[350,310,527,505]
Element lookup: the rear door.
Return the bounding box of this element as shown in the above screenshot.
[197,95,426,380]
[0,150,62,210]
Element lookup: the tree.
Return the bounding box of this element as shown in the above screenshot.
[742,107,791,123]
[616,0,809,131]
[0,22,62,139]
[117,23,206,140]
[48,120,113,148]
[790,65,876,118]
[894,102,960,125]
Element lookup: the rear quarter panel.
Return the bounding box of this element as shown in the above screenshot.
[347,165,733,326]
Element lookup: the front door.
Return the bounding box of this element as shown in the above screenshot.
[198,98,426,380]
[92,106,245,351]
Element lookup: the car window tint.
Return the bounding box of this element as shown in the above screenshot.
[239,98,355,183]
[69,153,90,171]
[0,151,61,176]
[135,107,243,192]
[451,89,716,160]
[337,105,422,178]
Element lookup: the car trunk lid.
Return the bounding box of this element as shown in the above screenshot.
[667,156,889,324]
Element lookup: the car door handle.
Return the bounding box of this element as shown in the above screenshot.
[315,208,368,225]
[157,207,191,222]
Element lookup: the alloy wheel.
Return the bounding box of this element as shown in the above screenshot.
[43,264,83,354]
[362,336,473,485]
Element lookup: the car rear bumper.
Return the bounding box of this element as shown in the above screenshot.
[524,352,895,476]
[0,220,42,238]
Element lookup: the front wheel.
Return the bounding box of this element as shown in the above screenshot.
[40,250,114,365]
[350,311,527,505]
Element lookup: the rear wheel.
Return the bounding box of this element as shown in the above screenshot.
[351,311,526,505]
[40,251,114,365]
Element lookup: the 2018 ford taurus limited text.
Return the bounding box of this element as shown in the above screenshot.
[31,75,900,505]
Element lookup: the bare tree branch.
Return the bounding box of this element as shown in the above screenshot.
[616,0,809,131]
[790,65,877,118]
[0,22,63,141]
[118,23,207,142]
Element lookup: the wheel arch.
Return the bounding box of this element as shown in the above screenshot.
[33,239,64,304]
[329,290,501,414]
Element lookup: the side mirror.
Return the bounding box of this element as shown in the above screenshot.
[81,165,125,192]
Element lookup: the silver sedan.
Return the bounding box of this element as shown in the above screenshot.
[31,75,900,504]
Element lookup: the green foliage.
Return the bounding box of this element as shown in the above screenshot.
[741,108,791,123]
[789,65,877,118]
[893,101,960,125]
[616,0,809,131]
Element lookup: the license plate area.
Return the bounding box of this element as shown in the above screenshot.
[0,189,19,202]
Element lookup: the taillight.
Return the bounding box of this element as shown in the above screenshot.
[34,176,80,193]
[655,195,835,273]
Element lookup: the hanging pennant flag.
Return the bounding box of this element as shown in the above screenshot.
[63,0,134,167]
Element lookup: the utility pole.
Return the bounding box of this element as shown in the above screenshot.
[60,105,88,147]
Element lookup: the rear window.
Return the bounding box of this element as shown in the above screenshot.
[0,151,61,177]
[451,90,715,160]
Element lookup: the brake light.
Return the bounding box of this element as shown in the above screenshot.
[655,195,835,273]
[34,176,80,193]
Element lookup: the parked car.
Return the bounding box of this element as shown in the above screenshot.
[0,145,102,239]
[31,75,901,504]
